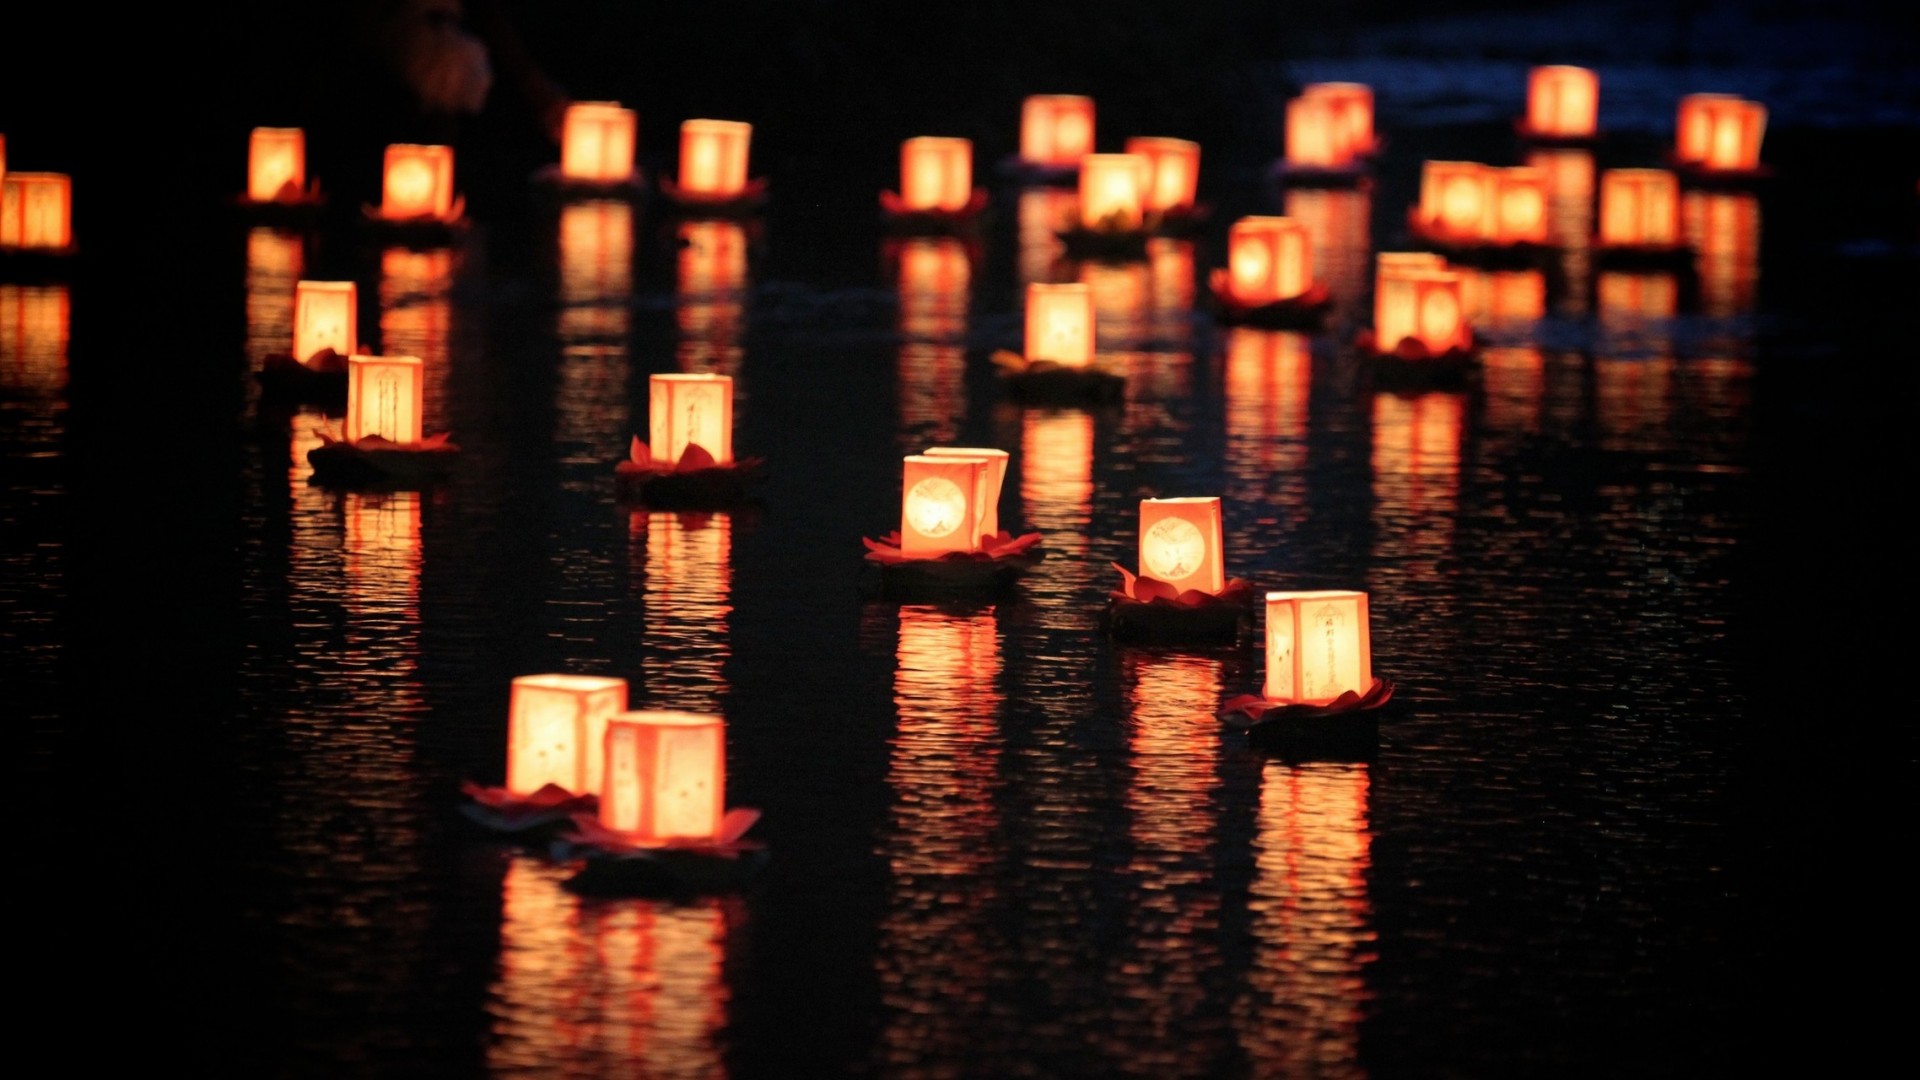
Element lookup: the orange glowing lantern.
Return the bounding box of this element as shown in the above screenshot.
[1020,95,1095,168]
[1312,83,1374,157]
[560,102,638,183]
[900,454,988,557]
[0,172,72,250]
[649,373,733,466]
[1124,137,1200,213]
[1526,66,1599,138]
[921,447,1008,536]
[1598,169,1680,247]
[678,119,752,198]
[899,137,973,213]
[0,134,6,180]
[1228,216,1314,304]
[1373,252,1446,351]
[1024,282,1094,367]
[1284,93,1345,169]
[344,353,424,443]
[1078,153,1150,231]
[1264,591,1371,705]
[507,674,629,798]
[1138,497,1224,596]
[600,711,726,844]
[1419,161,1495,241]
[248,127,306,201]
[292,280,356,362]
[1493,166,1549,245]
[380,143,455,219]
[1676,94,1767,172]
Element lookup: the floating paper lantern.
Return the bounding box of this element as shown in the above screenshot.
[248,127,306,201]
[678,119,752,197]
[1419,161,1494,241]
[1228,216,1313,304]
[1024,282,1094,367]
[1676,94,1766,172]
[344,353,424,443]
[507,674,629,797]
[1373,252,1447,351]
[1598,169,1680,247]
[1264,591,1371,704]
[649,373,733,466]
[293,280,356,362]
[1079,153,1150,231]
[1138,497,1224,596]
[1124,137,1200,213]
[1493,166,1549,245]
[381,144,455,219]
[899,137,973,213]
[900,454,988,557]
[1312,83,1374,157]
[921,447,1008,536]
[1284,93,1345,169]
[600,710,726,844]
[560,102,638,183]
[1019,94,1095,168]
[0,173,71,250]
[1526,66,1599,138]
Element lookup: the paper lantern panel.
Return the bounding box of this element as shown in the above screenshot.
[344,353,424,443]
[679,119,752,197]
[600,711,726,843]
[561,103,639,183]
[248,127,306,201]
[900,137,973,213]
[901,454,987,557]
[1024,282,1094,367]
[1264,590,1371,704]
[381,144,455,219]
[293,280,357,362]
[1020,95,1095,167]
[507,674,629,797]
[649,373,733,466]
[1138,497,1225,596]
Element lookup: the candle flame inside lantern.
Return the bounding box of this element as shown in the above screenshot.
[899,137,973,213]
[678,119,752,197]
[1020,95,1095,167]
[561,102,638,183]
[248,127,306,201]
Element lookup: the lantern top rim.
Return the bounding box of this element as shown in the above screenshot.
[923,446,1008,458]
[3,171,69,182]
[569,101,632,114]
[651,372,731,385]
[297,279,355,291]
[347,352,424,367]
[1302,81,1371,93]
[251,125,304,136]
[903,135,971,148]
[1124,136,1200,152]
[1141,496,1220,507]
[683,118,752,134]
[513,673,627,692]
[608,709,725,728]
[1025,93,1093,104]
[1532,64,1597,76]
[1266,589,1368,601]
[1027,281,1090,296]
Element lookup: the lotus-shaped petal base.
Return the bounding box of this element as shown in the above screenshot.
[307,430,460,487]
[1105,564,1256,642]
[991,350,1126,405]
[1205,273,1334,329]
[459,780,598,837]
[615,439,767,509]
[1219,678,1396,759]
[555,809,768,896]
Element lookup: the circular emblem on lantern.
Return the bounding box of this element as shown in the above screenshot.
[905,477,968,538]
[1143,516,1206,581]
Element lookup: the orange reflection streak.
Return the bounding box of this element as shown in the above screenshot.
[288,408,329,488]
[896,239,970,451]
[244,228,305,363]
[489,858,732,1076]
[1019,408,1095,557]
[676,220,747,376]
[343,490,422,626]
[1234,761,1374,1079]
[1459,268,1546,328]
[1146,239,1195,342]
[1685,191,1760,318]
[1223,328,1310,513]
[1480,347,1544,435]
[1596,271,1678,363]
[1079,257,1151,348]
[1372,392,1464,583]
[379,246,453,423]
[0,284,69,394]
[632,511,732,714]
[1284,187,1371,326]
[1594,354,1676,452]
[558,200,634,347]
[1016,188,1077,285]
[1528,149,1593,314]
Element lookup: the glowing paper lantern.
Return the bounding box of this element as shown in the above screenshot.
[1493,166,1549,245]
[506,674,629,797]
[649,373,733,466]
[1676,95,1766,172]
[1079,153,1150,231]
[678,119,752,197]
[1138,497,1224,596]
[381,144,455,219]
[344,353,424,443]
[901,454,988,557]
[1374,255,1467,355]
[600,711,726,843]
[1264,591,1371,704]
[1124,137,1200,213]
[1373,252,1446,350]
[1311,83,1374,157]
[0,173,72,250]
[1598,169,1680,247]
[1420,161,1494,241]
[292,280,356,362]
[1285,93,1345,169]
[1526,66,1599,138]
[1024,282,1094,367]
[560,102,638,183]
[1019,94,1095,168]
[921,447,1008,536]
[1228,216,1314,304]
[899,137,973,213]
[248,127,306,201]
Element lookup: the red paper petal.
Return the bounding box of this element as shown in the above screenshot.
[676,442,717,472]
[1131,575,1178,603]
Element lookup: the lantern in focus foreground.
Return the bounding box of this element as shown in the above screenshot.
[679,119,753,197]
[1079,153,1150,231]
[561,103,638,183]
[1024,282,1094,367]
[649,373,733,466]
[921,447,1008,536]
[1138,497,1224,596]
[1019,95,1095,168]
[1675,94,1767,173]
[1264,590,1372,705]
[0,172,72,251]
[1525,66,1599,139]
[507,674,629,797]
[293,280,356,362]
[1598,169,1681,248]
[380,144,455,220]
[1227,216,1314,305]
[899,137,974,213]
[1124,137,1200,214]
[248,127,307,202]
[344,353,424,443]
[901,454,988,557]
[600,711,727,844]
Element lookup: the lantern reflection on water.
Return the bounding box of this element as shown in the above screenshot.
[678,119,752,198]
[506,674,628,798]
[896,239,969,446]
[344,353,424,443]
[0,284,69,395]
[676,220,748,373]
[557,200,632,345]
[636,511,733,713]
[901,454,988,557]
[1019,94,1095,168]
[1263,591,1372,705]
[1124,137,1200,214]
[1459,268,1546,326]
[380,144,455,220]
[247,127,307,201]
[1078,153,1150,231]
[560,103,638,183]
[1525,66,1599,138]
[0,172,71,250]
[1224,329,1310,504]
[1016,188,1077,285]
[293,280,357,363]
[899,137,973,213]
[600,711,727,844]
[1020,409,1095,556]
[1685,191,1759,317]
[649,373,732,467]
[1138,497,1225,596]
[1024,282,1094,367]
[245,229,304,362]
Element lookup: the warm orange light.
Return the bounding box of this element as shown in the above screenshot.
[1021,409,1095,555]
[381,144,454,219]
[559,102,638,183]
[1078,153,1149,231]
[344,353,424,443]
[921,447,1008,536]
[292,280,356,362]
[901,454,987,557]
[678,119,752,197]
[1685,191,1760,317]
[1311,83,1374,158]
[1526,66,1599,137]
[1124,137,1200,213]
[0,172,71,250]
[1597,271,1678,320]
[899,137,973,213]
[600,711,726,843]
[649,373,733,465]
[507,674,629,797]
[1024,282,1094,367]
[1460,269,1546,324]
[1598,169,1680,247]
[1493,166,1549,245]
[0,134,6,181]
[1676,94,1766,171]
[1284,93,1344,169]
[1419,161,1494,241]
[1019,94,1095,167]
[1264,591,1371,704]
[248,127,306,201]
[1227,216,1313,304]
[1139,497,1224,595]
[1373,252,1454,352]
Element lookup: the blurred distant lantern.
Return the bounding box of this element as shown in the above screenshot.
[1313,83,1374,156]
[0,134,6,180]
[1019,94,1095,168]
[560,102,638,183]
[380,143,455,219]
[1374,253,1468,355]
[344,353,424,443]
[0,172,71,250]
[293,280,357,362]
[1138,497,1225,596]
[1419,161,1494,241]
[248,127,306,202]
[1079,153,1150,231]
[900,454,989,556]
[1493,166,1549,245]
[921,447,1009,536]
[679,119,753,197]
[1598,168,1680,247]
[1675,94,1767,173]
[1525,66,1599,138]
[600,710,727,844]
[507,674,629,798]
[1124,137,1200,214]
[649,373,733,466]
[1286,83,1374,169]
[1264,590,1372,704]
[1024,282,1094,366]
[899,137,973,213]
[1227,216,1314,304]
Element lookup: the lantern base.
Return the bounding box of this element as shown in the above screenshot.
[991,351,1126,405]
[307,433,461,487]
[1591,242,1698,272]
[880,189,990,234]
[1669,158,1774,190]
[558,810,768,896]
[1269,158,1377,190]
[1354,330,1477,389]
[1407,213,1559,267]
[361,200,470,243]
[235,184,328,220]
[256,349,349,406]
[1205,275,1334,329]
[459,781,598,839]
[656,177,771,217]
[1218,678,1396,759]
[861,530,1046,599]
[615,457,769,510]
[1104,571,1256,643]
[1056,224,1152,261]
[529,163,647,200]
[1513,119,1601,147]
[0,244,80,279]
[1149,203,1212,237]
[995,157,1081,187]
